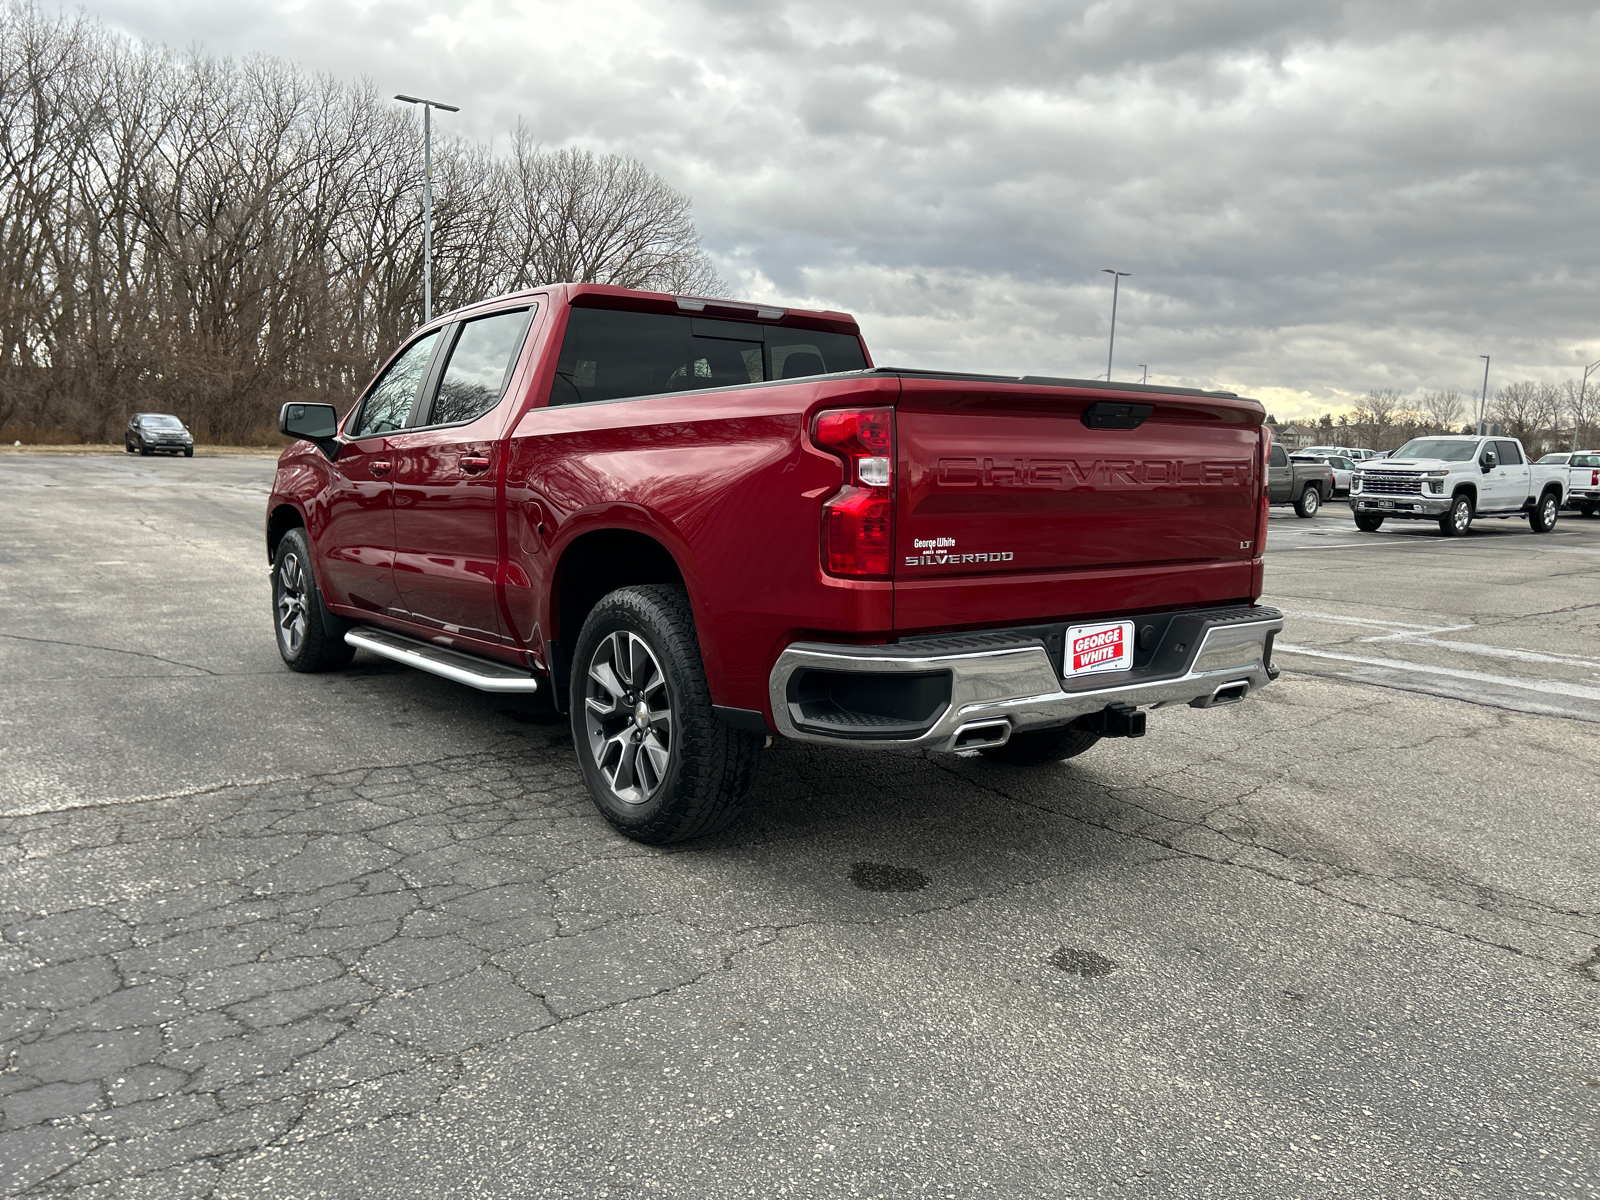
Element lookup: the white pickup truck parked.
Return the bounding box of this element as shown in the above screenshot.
[1348,435,1568,537]
[1565,451,1600,517]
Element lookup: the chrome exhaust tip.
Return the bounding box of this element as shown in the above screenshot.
[946,719,1011,752]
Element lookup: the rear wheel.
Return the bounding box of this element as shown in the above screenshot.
[1528,490,1559,533]
[979,725,1101,766]
[1294,485,1321,518]
[571,584,763,844]
[1440,494,1473,537]
[1582,503,1597,518]
[1353,513,1385,532]
[271,527,354,672]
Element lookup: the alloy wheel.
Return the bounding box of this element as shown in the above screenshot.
[275,551,308,657]
[582,630,674,806]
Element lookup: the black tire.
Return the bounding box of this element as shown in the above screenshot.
[1528,490,1559,533]
[1582,503,1597,519]
[570,584,763,844]
[138,443,151,455]
[1440,493,1473,537]
[271,526,354,672]
[124,440,134,454]
[1294,485,1321,518]
[182,447,194,458]
[1353,513,1385,532]
[979,724,1101,766]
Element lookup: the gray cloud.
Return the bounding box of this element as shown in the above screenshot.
[89,0,1600,416]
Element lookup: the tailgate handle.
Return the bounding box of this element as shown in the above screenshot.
[1081,401,1152,430]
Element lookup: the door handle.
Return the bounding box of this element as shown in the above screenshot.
[370,460,392,476]
[461,456,491,474]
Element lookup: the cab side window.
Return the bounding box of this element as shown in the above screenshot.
[426,308,535,427]
[1495,439,1524,465]
[350,332,441,438]
[1269,444,1288,467]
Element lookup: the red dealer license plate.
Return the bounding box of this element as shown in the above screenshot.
[1066,620,1135,677]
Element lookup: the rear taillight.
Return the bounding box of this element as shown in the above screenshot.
[814,406,894,578]
[1256,426,1272,553]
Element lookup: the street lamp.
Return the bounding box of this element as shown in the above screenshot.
[1138,364,1148,385]
[1101,269,1130,382]
[394,93,460,323]
[1578,357,1600,450]
[1476,355,1491,436]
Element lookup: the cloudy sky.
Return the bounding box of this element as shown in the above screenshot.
[93,0,1600,419]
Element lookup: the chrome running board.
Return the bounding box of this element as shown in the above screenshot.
[345,627,540,694]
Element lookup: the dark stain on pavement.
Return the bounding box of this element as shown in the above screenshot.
[849,862,929,892]
[1049,945,1119,978]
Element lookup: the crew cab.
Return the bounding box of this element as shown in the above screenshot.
[266,284,1283,842]
[1268,442,1334,516]
[1349,434,1567,536]
[1564,451,1600,517]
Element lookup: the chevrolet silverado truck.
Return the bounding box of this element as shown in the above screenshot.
[267,284,1283,843]
[1349,434,1567,536]
[1267,442,1334,517]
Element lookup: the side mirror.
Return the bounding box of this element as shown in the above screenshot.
[1481,452,1497,472]
[279,403,340,458]
[280,402,338,440]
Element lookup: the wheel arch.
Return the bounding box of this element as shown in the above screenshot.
[266,503,306,564]
[1451,482,1478,508]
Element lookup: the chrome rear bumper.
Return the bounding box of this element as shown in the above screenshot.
[768,606,1283,751]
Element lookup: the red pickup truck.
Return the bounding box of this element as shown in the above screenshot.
[268,284,1283,842]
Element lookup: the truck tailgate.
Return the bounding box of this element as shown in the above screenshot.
[892,376,1264,630]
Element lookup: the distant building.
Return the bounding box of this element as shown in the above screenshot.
[1274,424,1320,449]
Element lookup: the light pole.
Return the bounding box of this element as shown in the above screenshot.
[1477,355,1491,436]
[1101,269,1130,382]
[1578,357,1600,450]
[394,94,460,323]
[1138,364,1147,385]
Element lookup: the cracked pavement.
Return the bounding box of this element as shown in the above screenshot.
[1,453,1597,1197]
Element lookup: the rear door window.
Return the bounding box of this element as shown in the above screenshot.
[425,307,535,427]
[350,332,441,438]
[549,308,867,406]
[1495,439,1525,465]
[1269,444,1288,467]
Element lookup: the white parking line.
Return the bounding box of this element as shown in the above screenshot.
[1274,643,1600,703]
[1279,609,1469,633]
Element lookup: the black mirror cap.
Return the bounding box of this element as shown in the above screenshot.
[279,402,338,440]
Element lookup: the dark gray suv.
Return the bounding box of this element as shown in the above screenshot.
[125,413,194,456]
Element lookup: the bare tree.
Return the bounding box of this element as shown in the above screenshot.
[1419,389,1464,433]
[1490,381,1563,458]
[496,126,723,296]
[0,5,727,443]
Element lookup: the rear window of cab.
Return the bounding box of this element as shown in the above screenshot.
[550,309,867,406]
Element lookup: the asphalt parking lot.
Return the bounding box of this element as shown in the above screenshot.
[2,452,1597,1199]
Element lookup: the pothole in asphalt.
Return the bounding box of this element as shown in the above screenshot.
[1049,945,1119,978]
[849,862,929,892]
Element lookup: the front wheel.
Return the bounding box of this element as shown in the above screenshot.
[271,527,354,672]
[979,725,1101,766]
[1353,513,1385,532]
[1440,494,1473,537]
[571,585,763,844]
[1294,485,1321,518]
[1528,491,1559,533]
[182,447,194,458]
